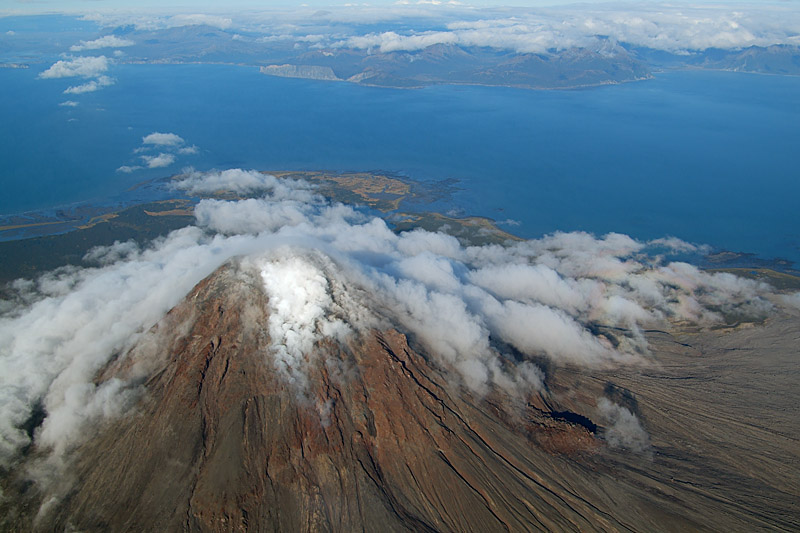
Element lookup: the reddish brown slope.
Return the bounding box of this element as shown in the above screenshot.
[5,260,797,532]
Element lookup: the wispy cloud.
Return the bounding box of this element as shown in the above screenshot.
[63,75,114,94]
[116,165,141,173]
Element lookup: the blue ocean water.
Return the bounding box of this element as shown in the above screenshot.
[1,63,798,263]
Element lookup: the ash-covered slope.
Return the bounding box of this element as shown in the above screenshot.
[4,256,798,532]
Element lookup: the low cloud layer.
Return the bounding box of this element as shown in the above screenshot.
[0,169,792,476]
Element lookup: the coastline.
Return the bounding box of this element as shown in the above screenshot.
[0,170,797,288]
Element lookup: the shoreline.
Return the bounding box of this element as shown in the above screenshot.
[0,170,798,286]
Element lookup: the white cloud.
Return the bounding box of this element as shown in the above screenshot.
[69,35,135,52]
[119,134,198,173]
[63,75,114,94]
[780,292,800,309]
[178,145,199,155]
[116,165,141,173]
[173,168,315,197]
[6,30,15,36]
[140,153,176,168]
[58,101,79,107]
[142,132,185,146]
[39,56,110,79]
[0,169,782,476]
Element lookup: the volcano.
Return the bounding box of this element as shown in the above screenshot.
[2,257,798,532]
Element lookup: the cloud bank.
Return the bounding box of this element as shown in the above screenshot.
[337,5,800,55]
[0,169,790,476]
[79,4,799,54]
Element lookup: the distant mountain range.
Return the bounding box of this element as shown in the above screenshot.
[261,42,652,89]
[105,25,800,90]
[3,13,800,89]
[259,43,800,89]
[633,43,800,75]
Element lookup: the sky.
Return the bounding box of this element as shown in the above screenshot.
[3,0,798,15]
[3,0,798,55]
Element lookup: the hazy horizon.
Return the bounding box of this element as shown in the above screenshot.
[3,0,799,16]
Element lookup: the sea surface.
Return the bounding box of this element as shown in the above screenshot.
[1,63,798,263]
